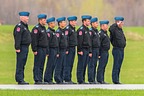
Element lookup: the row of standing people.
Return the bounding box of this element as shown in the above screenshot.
[13,11,126,85]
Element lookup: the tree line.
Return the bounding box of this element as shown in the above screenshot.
[0,0,143,26]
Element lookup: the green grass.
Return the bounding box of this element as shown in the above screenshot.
[124,27,144,35]
[1,89,144,96]
[1,25,144,95]
[0,25,143,84]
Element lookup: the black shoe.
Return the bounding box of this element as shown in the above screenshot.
[65,81,77,84]
[113,82,122,84]
[98,81,109,84]
[78,82,88,84]
[43,82,49,84]
[71,81,77,84]
[48,82,55,84]
[34,81,43,85]
[89,81,99,84]
[18,81,29,85]
[56,81,64,84]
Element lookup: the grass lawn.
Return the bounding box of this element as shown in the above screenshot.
[1,89,144,96]
[0,25,144,95]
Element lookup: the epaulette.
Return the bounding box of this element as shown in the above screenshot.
[66,26,69,29]
[98,31,101,34]
[80,26,83,29]
[35,24,39,28]
[17,23,21,26]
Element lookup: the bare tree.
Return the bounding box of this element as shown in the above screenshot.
[0,0,144,26]
[104,0,144,26]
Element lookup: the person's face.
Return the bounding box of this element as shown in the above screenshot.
[59,21,66,28]
[92,22,98,28]
[48,22,55,28]
[101,24,109,31]
[70,20,77,27]
[20,16,29,23]
[39,18,46,26]
[117,21,124,28]
[84,19,91,26]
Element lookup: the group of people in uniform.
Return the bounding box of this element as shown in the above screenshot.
[13,11,126,85]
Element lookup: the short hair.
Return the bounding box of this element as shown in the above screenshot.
[57,21,62,26]
[82,19,87,23]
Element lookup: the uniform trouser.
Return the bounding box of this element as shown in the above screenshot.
[88,48,99,82]
[33,47,46,82]
[64,47,76,82]
[112,47,124,83]
[77,49,89,83]
[44,48,58,82]
[97,50,109,82]
[54,49,66,83]
[15,45,29,82]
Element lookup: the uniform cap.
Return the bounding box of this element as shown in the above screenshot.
[56,17,66,22]
[46,17,55,23]
[91,17,98,23]
[99,20,109,25]
[81,15,92,20]
[19,11,30,16]
[67,16,77,21]
[37,14,47,19]
[114,16,124,21]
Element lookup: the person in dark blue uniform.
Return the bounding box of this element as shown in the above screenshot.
[77,15,92,84]
[88,17,100,84]
[64,16,77,84]
[31,14,48,84]
[13,11,31,85]
[97,20,110,84]
[54,17,68,84]
[109,16,126,84]
[44,17,59,84]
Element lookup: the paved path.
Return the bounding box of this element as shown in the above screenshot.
[0,84,144,90]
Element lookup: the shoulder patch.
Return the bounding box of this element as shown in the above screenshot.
[78,31,82,36]
[56,33,60,37]
[47,33,50,37]
[34,29,38,34]
[65,30,68,35]
[16,27,21,32]
[89,31,92,36]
